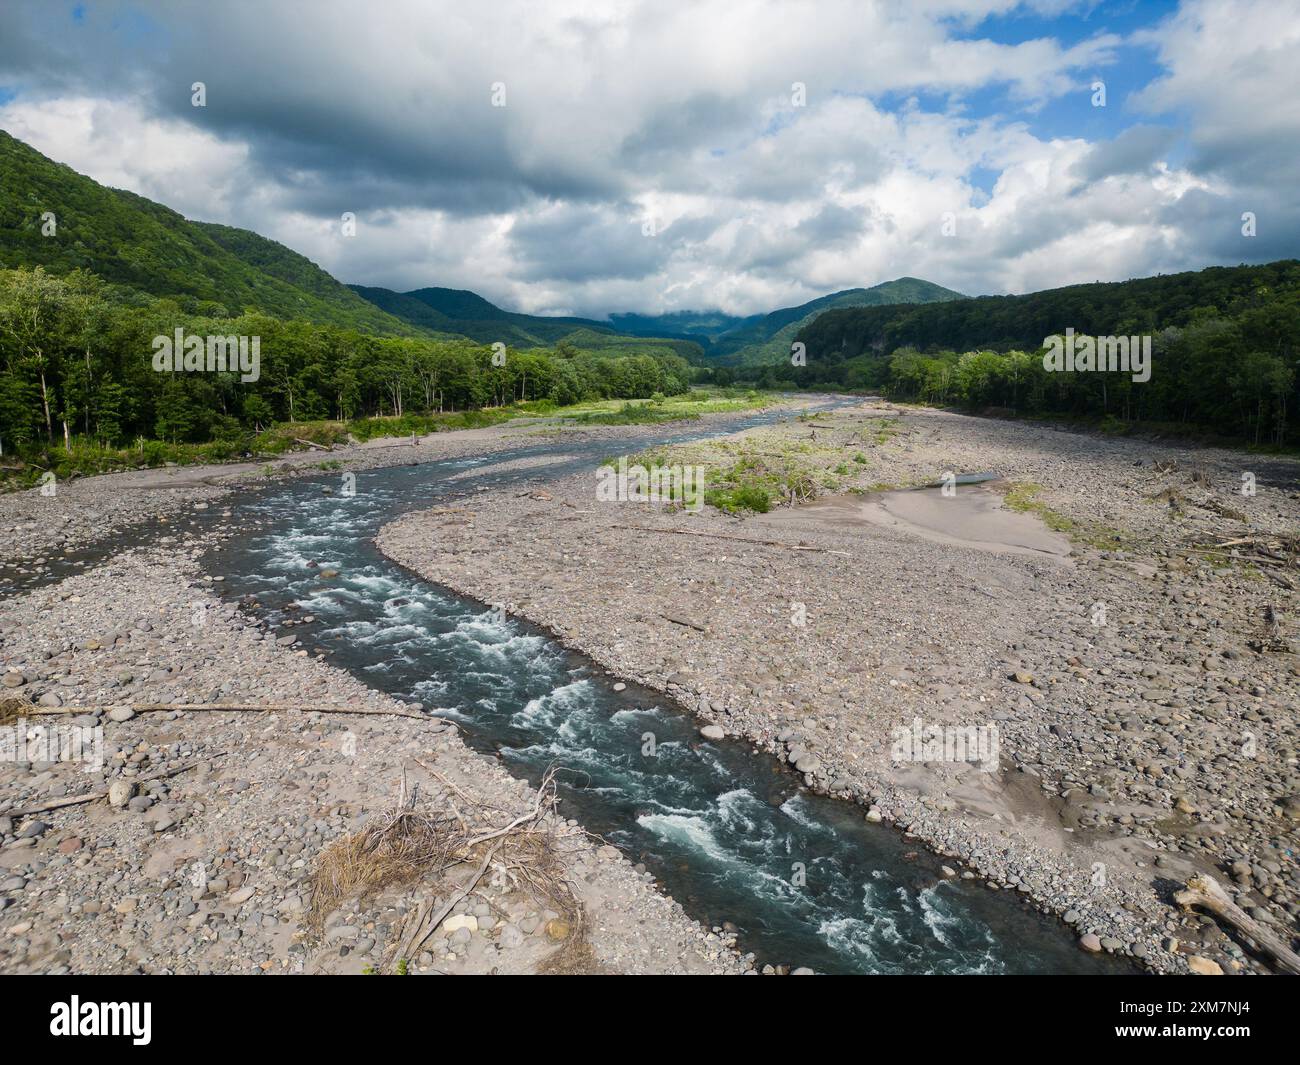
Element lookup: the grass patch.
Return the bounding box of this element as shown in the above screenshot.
[1002,481,1125,549]
[347,408,514,441]
[569,401,701,426]
[601,410,894,516]
[307,770,586,974]
[564,389,773,426]
[706,482,774,513]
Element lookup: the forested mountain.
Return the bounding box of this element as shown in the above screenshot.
[0,130,417,334]
[351,283,708,353]
[0,131,697,480]
[777,261,1300,445]
[352,283,611,346]
[796,262,1300,362]
[354,278,962,363]
[703,278,964,366]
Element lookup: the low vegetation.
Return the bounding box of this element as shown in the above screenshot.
[1001,481,1125,550]
[612,414,903,514]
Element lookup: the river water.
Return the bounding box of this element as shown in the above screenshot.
[7,402,1125,973]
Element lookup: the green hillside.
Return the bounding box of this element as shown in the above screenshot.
[606,308,755,341]
[709,277,964,366]
[0,129,417,333]
[796,262,1300,362]
[776,260,1300,446]
[351,283,709,353]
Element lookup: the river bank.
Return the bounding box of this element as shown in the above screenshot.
[0,395,816,583]
[0,548,748,974]
[376,398,1300,975]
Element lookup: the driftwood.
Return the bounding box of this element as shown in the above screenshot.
[612,524,852,557]
[398,839,503,964]
[661,613,707,632]
[13,702,433,721]
[1183,533,1300,590]
[1174,874,1300,975]
[1,754,222,819]
[1263,570,1296,591]
[292,437,333,452]
[1185,548,1290,568]
[393,767,561,964]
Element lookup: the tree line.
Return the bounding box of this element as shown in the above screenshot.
[0,266,693,460]
[721,260,1300,446]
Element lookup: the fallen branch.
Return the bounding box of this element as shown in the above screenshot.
[661,613,707,632]
[399,838,504,963]
[1,754,221,818]
[293,437,333,452]
[1263,569,1296,591]
[370,765,571,970]
[1174,874,1300,975]
[22,702,434,721]
[1182,548,1292,569]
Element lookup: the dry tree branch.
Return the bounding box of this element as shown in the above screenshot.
[1174,875,1300,975]
[1,754,223,818]
[307,765,584,973]
[3,701,434,722]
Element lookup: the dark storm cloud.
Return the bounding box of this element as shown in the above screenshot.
[0,1,626,217]
[0,0,1295,313]
[1076,125,1180,182]
[506,206,671,283]
[1158,187,1300,265]
[794,202,868,248]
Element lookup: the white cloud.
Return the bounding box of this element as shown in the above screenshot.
[0,95,254,222]
[0,0,1291,316]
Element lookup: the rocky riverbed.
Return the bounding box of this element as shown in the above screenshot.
[0,549,748,974]
[0,396,813,584]
[376,400,1300,975]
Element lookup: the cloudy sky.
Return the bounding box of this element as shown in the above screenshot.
[1,0,1296,318]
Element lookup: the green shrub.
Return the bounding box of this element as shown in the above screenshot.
[706,483,772,513]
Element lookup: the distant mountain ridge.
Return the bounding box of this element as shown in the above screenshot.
[1,129,964,360]
[606,308,756,341]
[701,278,965,366]
[354,277,965,363]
